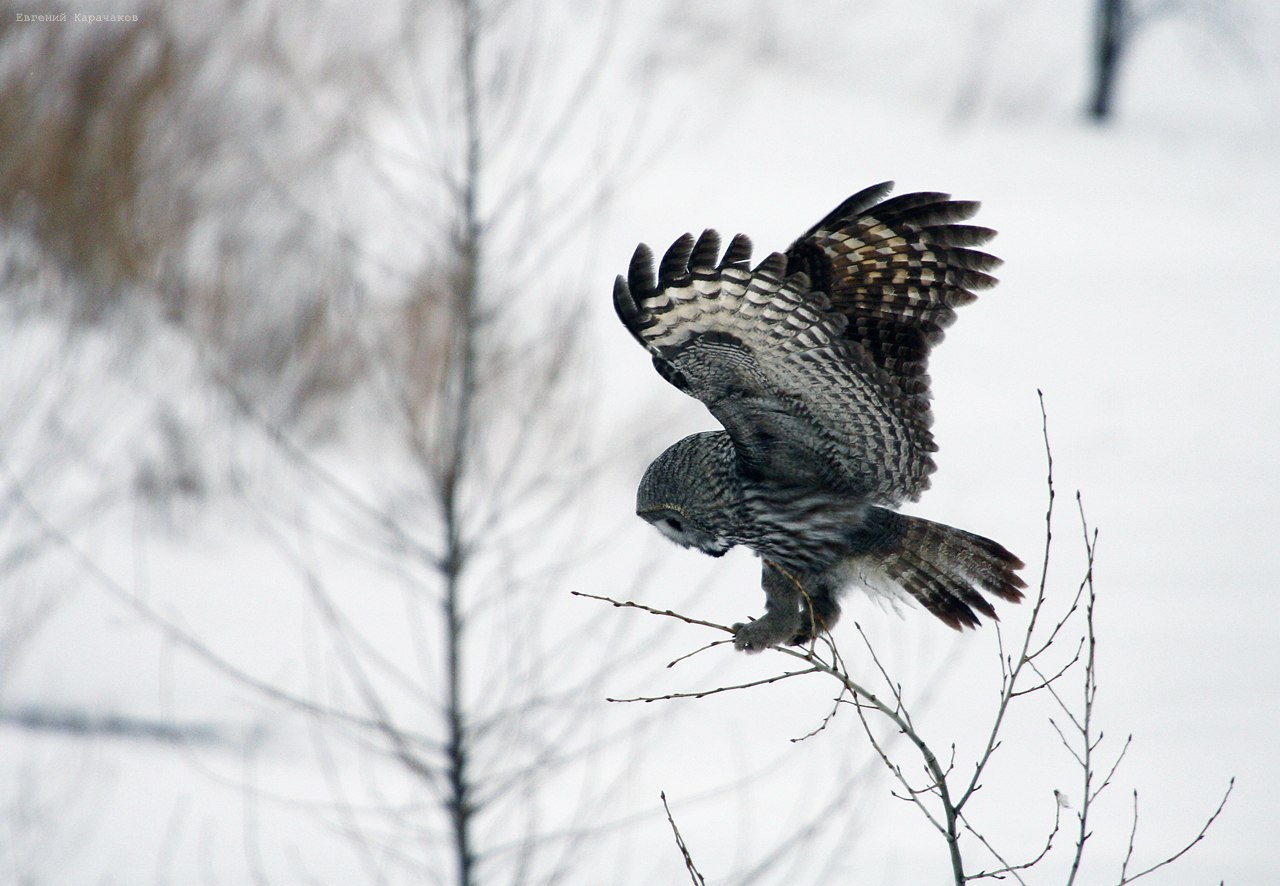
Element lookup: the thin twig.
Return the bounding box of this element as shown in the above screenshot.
[791,684,854,743]
[853,622,910,720]
[1119,790,1140,881]
[849,696,947,836]
[1066,496,1101,886]
[956,391,1062,817]
[2,464,441,746]
[667,639,732,669]
[571,591,734,635]
[773,642,966,883]
[607,668,820,704]
[1010,637,1083,698]
[961,798,1061,883]
[1095,735,1134,804]
[1118,778,1234,884]
[660,791,707,886]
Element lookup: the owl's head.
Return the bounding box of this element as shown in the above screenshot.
[636,432,739,558]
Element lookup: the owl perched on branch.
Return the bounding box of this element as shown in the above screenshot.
[614,182,1025,652]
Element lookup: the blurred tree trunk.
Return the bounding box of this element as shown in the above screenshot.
[442,2,481,882]
[1088,0,1128,121]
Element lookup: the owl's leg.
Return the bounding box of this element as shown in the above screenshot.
[732,561,811,652]
[792,575,841,645]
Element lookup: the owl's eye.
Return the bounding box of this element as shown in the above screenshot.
[667,517,684,533]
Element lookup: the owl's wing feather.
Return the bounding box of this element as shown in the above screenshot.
[784,183,1002,486]
[615,185,1000,503]
[615,233,931,502]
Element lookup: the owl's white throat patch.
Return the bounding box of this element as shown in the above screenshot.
[654,518,687,547]
[644,509,731,557]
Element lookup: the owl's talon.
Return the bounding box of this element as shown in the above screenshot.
[789,629,815,647]
[732,610,803,653]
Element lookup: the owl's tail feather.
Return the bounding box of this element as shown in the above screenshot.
[855,509,1026,630]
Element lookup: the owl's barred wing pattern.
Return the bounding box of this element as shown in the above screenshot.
[784,183,1002,498]
[614,230,932,502]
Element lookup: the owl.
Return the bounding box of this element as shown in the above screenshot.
[614,182,1025,652]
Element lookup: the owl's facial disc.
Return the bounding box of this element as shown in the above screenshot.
[643,508,731,557]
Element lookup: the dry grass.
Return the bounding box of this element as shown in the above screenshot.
[0,8,369,432]
[0,13,181,312]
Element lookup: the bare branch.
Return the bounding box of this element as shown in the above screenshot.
[1118,778,1234,884]
[1119,789,1140,882]
[660,791,707,886]
[607,668,819,704]
[1066,491,1103,886]
[957,391,1064,815]
[571,590,736,637]
[790,684,854,743]
[1010,637,1083,698]
[961,797,1061,883]
[2,462,440,748]
[593,389,1232,886]
[850,696,948,838]
[1093,735,1133,804]
[666,640,731,669]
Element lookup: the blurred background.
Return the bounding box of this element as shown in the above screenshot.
[0,1,1276,882]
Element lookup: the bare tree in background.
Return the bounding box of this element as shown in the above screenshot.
[1,2,857,882]
[1088,0,1129,121]
[1085,0,1267,124]
[271,1,658,880]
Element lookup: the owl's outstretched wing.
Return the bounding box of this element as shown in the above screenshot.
[614,229,930,504]
[614,184,1002,503]
[783,182,1001,497]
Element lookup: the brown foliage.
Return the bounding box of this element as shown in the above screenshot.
[0,13,185,313]
[0,9,368,430]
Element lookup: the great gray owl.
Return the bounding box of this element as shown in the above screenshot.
[614,182,1025,652]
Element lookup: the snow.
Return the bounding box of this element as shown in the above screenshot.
[2,2,1278,883]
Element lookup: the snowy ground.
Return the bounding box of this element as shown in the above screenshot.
[2,2,1278,883]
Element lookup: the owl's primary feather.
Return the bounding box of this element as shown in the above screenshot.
[616,183,1024,651]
